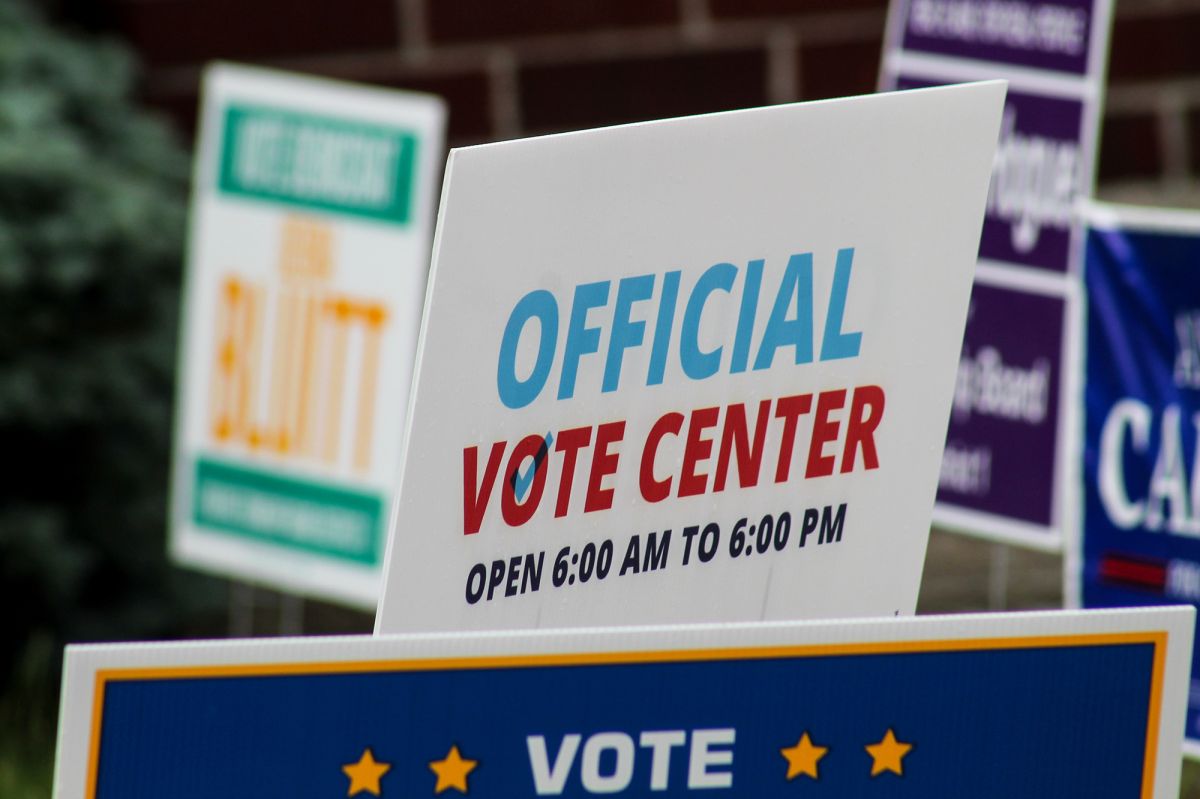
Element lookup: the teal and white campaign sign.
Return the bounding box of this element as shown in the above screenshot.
[54,608,1193,798]
[376,82,1006,633]
[169,63,445,607]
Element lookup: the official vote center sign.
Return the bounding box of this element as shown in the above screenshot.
[169,64,444,607]
[54,608,1193,798]
[375,83,1006,632]
[1078,203,1200,754]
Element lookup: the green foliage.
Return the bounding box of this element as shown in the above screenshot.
[0,630,56,798]
[0,1,221,702]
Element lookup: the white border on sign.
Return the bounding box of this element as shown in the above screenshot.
[877,0,909,90]
[1076,0,1117,268]
[1059,266,1085,595]
[1082,200,1200,234]
[931,504,1062,551]
[884,51,1093,99]
[1087,0,1118,90]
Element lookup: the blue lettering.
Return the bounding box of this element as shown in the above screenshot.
[820,248,862,361]
[680,263,737,380]
[753,253,813,370]
[730,258,763,374]
[647,271,681,386]
[495,250,863,407]
[603,274,655,393]
[558,281,611,400]
[497,290,559,409]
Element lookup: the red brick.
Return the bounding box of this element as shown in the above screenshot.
[143,92,202,143]
[1109,12,1200,83]
[145,70,491,148]
[1097,112,1162,183]
[520,49,769,134]
[799,38,883,101]
[1186,109,1200,178]
[711,0,885,20]
[108,0,398,67]
[428,0,677,44]
[376,72,493,145]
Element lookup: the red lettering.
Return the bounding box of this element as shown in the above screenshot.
[842,385,885,472]
[585,421,625,512]
[773,393,813,482]
[500,434,549,527]
[463,441,505,535]
[805,389,846,478]
[553,426,593,518]
[640,413,683,503]
[678,407,720,497]
[713,400,770,491]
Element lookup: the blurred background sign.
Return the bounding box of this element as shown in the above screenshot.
[880,0,1115,549]
[1078,202,1200,756]
[169,63,445,608]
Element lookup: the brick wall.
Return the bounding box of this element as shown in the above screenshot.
[83,0,1200,203]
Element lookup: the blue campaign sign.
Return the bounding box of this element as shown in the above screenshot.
[55,611,1192,798]
[1080,205,1200,752]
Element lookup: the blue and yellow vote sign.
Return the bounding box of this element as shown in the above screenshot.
[54,609,1193,798]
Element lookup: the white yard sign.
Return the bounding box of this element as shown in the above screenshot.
[170,63,445,607]
[376,83,1005,632]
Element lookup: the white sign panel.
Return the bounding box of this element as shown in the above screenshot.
[377,83,1005,632]
[55,608,1193,798]
[170,63,445,607]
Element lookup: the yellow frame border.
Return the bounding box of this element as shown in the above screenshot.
[85,630,1167,799]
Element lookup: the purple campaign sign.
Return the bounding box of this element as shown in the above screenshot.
[883,0,1108,543]
[938,282,1064,527]
[981,90,1083,272]
[898,0,1095,75]
[899,76,1083,273]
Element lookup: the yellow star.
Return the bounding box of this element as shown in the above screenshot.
[428,744,479,794]
[342,748,391,796]
[779,732,828,779]
[865,728,913,776]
